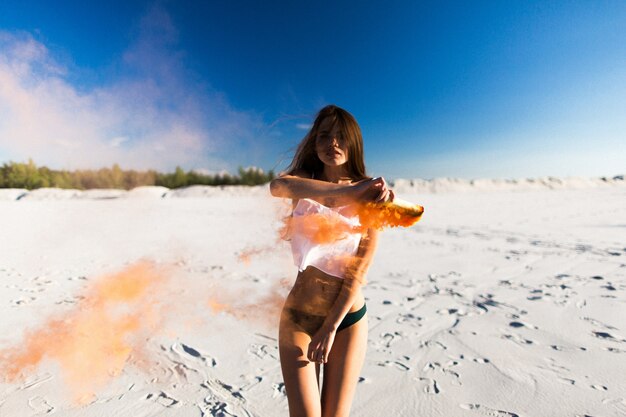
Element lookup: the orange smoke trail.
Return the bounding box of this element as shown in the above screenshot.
[242,198,424,267]
[281,198,424,242]
[289,212,357,244]
[0,261,168,404]
[237,246,276,265]
[207,278,291,329]
[356,198,424,230]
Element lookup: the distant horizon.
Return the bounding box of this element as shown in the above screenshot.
[1,1,624,179]
[0,158,622,183]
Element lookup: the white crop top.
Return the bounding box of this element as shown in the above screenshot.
[289,198,362,279]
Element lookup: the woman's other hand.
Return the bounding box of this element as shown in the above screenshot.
[307,326,337,363]
[353,177,395,204]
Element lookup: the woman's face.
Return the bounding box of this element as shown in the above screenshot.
[315,118,349,167]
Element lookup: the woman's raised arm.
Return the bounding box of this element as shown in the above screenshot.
[269,174,357,205]
[270,173,391,206]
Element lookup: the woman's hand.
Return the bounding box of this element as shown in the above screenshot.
[353,177,395,204]
[307,325,337,363]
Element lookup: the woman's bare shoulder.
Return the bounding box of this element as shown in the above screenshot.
[279,168,311,179]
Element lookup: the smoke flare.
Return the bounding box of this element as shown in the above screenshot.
[0,261,168,404]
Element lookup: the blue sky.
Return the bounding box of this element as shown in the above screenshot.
[0,1,624,179]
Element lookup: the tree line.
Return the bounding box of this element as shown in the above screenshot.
[0,160,275,190]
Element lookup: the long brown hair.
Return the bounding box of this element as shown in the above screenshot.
[286,105,368,181]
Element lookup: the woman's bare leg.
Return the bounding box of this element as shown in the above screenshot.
[320,314,368,417]
[279,313,323,417]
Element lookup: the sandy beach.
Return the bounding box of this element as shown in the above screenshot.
[0,178,625,417]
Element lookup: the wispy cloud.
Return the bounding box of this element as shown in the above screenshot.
[0,6,262,171]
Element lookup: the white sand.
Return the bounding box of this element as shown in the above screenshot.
[0,179,625,416]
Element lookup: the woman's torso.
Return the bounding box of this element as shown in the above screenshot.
[289,198,362,278]
[284,266,365,315]
[285,194,365,316]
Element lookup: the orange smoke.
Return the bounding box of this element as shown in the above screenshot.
[238,246,276,265]
[356,198,424,230]
[289,212,357,244]
[0,261,168,404]
[239,198,424,279]
[207,278,290,328]
[279,198,424,244]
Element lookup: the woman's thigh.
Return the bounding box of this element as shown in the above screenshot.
[321,314,368,417]
[279,311,322,417]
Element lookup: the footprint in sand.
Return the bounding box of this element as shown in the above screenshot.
[558,377,576,385]
[502,333,534,345]
[592,331,626,342]
[169,342,218,367]
[442,368,462,386]
[396,312,423,327]
[446,358,460,367]
[239,376,263,392]
[581,316,618,330]
[11,296,36,306]
[55,295,85,305]
[155,391,179,407]
[19,287,45,294]
[508,321,537,329]
[416,377,440,394]
[459,403,520,416]
[422,362,437,372]
[604,346,626,353]
[67,275,88,281]
[540,357,570,374]
[422,361,462,387]
[201,400,235,416]
[472,294,520,314]
[201,378,254,414]
[247,343,279,361]
[272,382,286,398]
[32,276,54,287]
[437,307,463,315]
[376,360,410,371]
[378,331,405,348]
[417,340,449,351]
[21,374,53,390]
[526,288,543,301]
[27,396,54,414]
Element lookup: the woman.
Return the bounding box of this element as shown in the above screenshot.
[270,105,393,417]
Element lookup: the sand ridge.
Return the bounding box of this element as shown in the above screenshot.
[0,174,623,201]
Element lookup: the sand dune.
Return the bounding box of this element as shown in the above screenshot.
[0,183,624,416]
[0,174,623,201]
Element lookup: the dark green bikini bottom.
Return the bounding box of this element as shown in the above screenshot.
[285,304,367,336]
